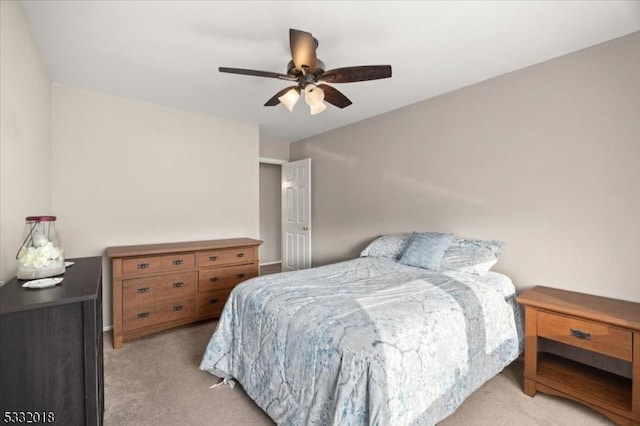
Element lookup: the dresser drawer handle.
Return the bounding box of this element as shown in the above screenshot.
[137,287,150,294]
[137,311,150,319]
[137,263,150,270]
[208,298,219,304]
[209,256,218,262]
[236,273,245,279]
[236,253,245,258]
[173,259,183,266]
[172,281,183,288]
[570,328,591,340]
[173,304,184,312]
[210,277,219,283]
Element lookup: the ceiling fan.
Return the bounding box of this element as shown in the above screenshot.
[219,29,392,115]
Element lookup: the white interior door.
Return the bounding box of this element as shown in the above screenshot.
[282,158,311,271]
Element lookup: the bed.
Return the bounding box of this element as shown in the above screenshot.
[200,233,523,425]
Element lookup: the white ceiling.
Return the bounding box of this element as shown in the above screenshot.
[21,1,640,144]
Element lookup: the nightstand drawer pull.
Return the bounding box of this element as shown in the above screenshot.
[236,253,245,258]
[137,263,150,270]
[209,255,218,261]
[173,304,183,311]
[210,277,219,283]
[237,273,245,279]
[208,298,219,304]
[137,287,150,294]
[172,281,183,288]
[173,259,183,266]
[570,328,591,340]
[137,311,150,319]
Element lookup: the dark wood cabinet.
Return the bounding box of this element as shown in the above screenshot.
[0,257,104,426]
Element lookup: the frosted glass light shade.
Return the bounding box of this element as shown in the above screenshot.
[310,102,327,115]
[278,88,300,111]
[304,84,326,114]
[304,84,325,105]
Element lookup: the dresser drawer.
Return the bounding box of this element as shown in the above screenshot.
[197,246,256,268]
[123,297,195,331]
[537,311,632,361]
[122,256,163,276]
[197,289,233,317]
[122,272,196,307]
[161,253,195,271]
[198,263,258,292]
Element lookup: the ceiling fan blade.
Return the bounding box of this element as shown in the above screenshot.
[318,84,352,109]
[219,67,296,81]
[264,85,299,106]
[289,29,317,73]
[320,65,392,83]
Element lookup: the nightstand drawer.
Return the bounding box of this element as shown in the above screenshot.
[537,311,632,361]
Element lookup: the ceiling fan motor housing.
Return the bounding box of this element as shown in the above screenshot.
[287,59,326,80]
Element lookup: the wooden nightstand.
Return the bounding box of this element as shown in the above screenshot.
[517,286,640,425]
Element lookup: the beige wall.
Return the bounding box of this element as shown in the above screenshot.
[291,32,640,303]
[260,139,290,162]
[51,84,259,327]
[0,1,52,282]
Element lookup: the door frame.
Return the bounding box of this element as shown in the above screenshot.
[258,157,312,272]
[258,158,287,270]
[281,158,312,271]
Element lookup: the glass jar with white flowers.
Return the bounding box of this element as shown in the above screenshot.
[16,216,65,279]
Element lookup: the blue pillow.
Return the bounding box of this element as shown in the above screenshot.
[398,232,454,270]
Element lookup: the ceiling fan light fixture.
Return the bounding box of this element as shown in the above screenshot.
[278,87,300,112]
[309,102,327,115]
[304,84,325,104]
[219,29,391,113]
[304,84,326,115]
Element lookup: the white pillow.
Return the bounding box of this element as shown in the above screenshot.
[440,239,504,274]
[360,233,411,259]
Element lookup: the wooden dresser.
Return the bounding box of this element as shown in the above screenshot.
[0,257,104,426]
[107,238,261,349]
[517,286,640,425]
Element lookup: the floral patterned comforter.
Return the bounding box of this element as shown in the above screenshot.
[200,257,522,425]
